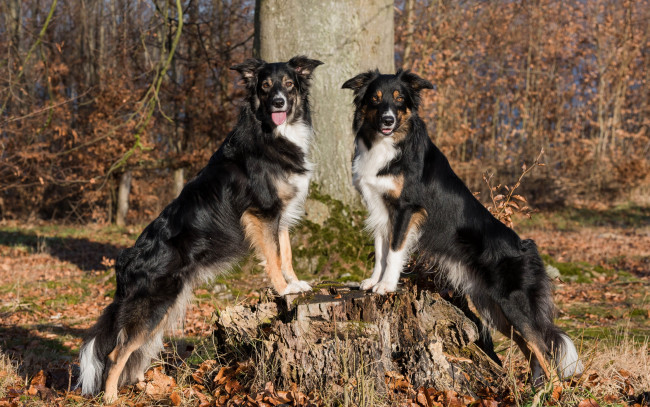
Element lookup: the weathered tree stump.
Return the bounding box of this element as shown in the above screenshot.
[214,283,503,399]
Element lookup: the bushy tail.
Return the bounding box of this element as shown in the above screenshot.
[77,303,120,395]
[523,239,583,380]
[550,330,584,379]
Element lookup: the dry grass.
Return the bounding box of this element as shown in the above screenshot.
[587,332,650,398]
[0,349,21,398]
[497,329,650,407]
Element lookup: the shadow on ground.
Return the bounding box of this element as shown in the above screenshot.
[0,323,85,390]
[0,230,123,272]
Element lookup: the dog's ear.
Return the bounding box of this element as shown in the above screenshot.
[397,69,433,92]
[230,58,266,86]
[341,70,380,94]
[288,55,324,78]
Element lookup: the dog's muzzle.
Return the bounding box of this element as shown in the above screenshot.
[271,94,288,125]
[380,112,396,135]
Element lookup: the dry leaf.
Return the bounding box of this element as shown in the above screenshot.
[577,399,599,407]
[170,391,182,406]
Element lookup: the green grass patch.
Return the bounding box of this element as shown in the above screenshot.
[517,203,650,231]
[542,254,600,283]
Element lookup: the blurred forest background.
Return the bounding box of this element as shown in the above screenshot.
[1,0,649,224]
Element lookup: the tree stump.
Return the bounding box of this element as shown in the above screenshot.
[214,283,503,399]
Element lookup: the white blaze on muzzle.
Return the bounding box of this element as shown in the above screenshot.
[380,108,396,135]
[271,92,288,125]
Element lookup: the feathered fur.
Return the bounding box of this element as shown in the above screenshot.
[78,56,323,402]
[343,69,583,383]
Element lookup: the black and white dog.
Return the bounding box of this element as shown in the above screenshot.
[79,56,323,402]
[342,70,583,383]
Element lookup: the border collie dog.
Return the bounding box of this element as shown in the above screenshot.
[342,70,583,383]
[79,56,323,402]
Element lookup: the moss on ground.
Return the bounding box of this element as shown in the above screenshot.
[290,185,374,282]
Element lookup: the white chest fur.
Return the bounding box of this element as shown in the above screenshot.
[275,121,314,229]
[275,121,312,155]
[352,136,400,236]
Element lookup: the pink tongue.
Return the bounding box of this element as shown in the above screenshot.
[272,112,287,126]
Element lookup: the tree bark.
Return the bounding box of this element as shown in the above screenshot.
[214,284,502,400]
[172,168,184,198]
[254,0,395,206]
[115,171,132,227]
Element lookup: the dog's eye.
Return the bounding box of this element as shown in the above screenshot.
[371,95,380,104]
[285,80,294,88]
[262,82,271,89]
[396,96,404,102]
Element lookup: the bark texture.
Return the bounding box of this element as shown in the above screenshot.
[254,0,395,205]
[214,284,502,399]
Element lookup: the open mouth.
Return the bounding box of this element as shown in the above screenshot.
[380,127,394,135]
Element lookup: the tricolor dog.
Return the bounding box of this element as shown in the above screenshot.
[343,69,583,383]
[79,56,323,402]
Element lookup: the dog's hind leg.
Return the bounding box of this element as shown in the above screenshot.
[103,330,148,403]
[472,294,546,383]
[446,293,501,366]
[496,295,559,385]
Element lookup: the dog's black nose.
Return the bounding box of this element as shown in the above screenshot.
[382,115,395,127]
[272,97,285,108]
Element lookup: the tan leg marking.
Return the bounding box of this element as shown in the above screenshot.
[103,311,174,403]
[241,211,286,294]
[527,341,557,383]
[386,174,405,199]
[279,228,299,282]
[392,208,428,251]
[103,333,147,403]
[512,327,560,385]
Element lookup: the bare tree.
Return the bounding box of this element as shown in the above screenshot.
[254,0,395,205]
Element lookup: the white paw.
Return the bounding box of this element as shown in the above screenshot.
[359,278,378,291]
[281,280,312,296]
[372,281,397,295]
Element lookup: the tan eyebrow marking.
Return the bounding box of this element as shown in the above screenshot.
[376,90,382,99]
[393,90,400,98]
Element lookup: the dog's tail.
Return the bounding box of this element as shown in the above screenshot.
[522,239,584,379]
[548,329,584,379]
[78,302,121,395]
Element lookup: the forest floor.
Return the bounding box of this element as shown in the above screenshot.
[0,203,648,406]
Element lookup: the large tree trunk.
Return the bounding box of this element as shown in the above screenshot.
[214,284,503,401]
[254,0,395,206]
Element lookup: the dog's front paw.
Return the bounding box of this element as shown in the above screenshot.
[281,280,312,296]
[359,278,378,291]
[372,281,397,295]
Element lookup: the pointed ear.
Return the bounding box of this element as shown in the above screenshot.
[398,69,433,92]
[288,55,324,78]
[341,70,380,93]
[230,58,266,85]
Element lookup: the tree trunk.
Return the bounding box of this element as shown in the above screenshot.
[214,283,502,401]
[254,0,395,206]
[172,168,184,198]
[115,171,132,227]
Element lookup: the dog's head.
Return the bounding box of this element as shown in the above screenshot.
[231,56,323,128]
[342,70,433,139]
